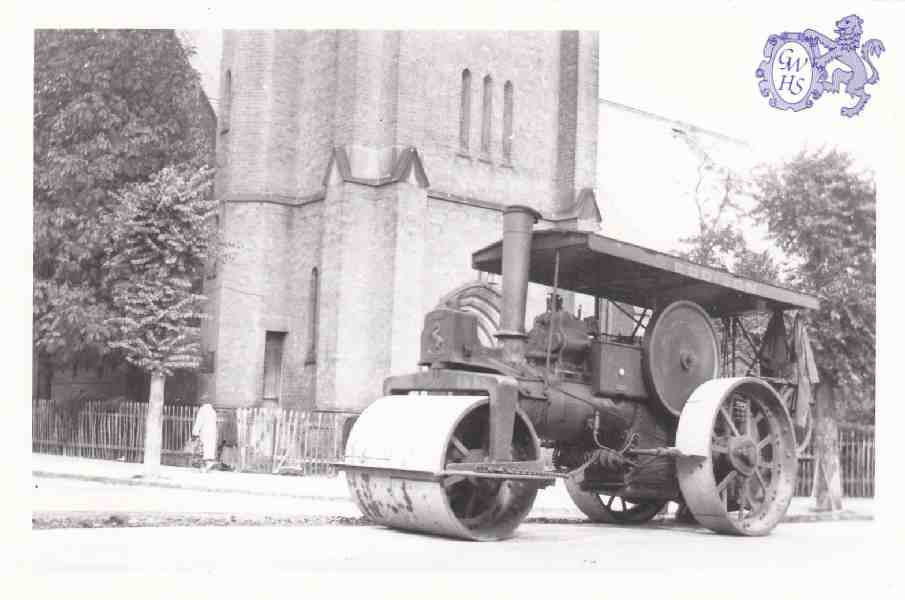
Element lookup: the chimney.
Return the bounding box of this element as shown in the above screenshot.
[495,205,541,364]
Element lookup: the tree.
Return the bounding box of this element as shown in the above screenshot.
[33,29,212,393]
[674,130,782,374]
[751,148,876,423]
[673,129,781,283]
[679,147,876,423]
[102,165,217,475]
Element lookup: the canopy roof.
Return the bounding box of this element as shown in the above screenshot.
[472,229,819,317]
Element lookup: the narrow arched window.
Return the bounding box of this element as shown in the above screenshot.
[459,69,471,153]
[306,268,319,364]
[481,75,493,156]
[220,70,232,135]
[206,215,220,280]
[502,81,514,163]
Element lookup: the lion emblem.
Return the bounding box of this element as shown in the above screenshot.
[803,15,885,117]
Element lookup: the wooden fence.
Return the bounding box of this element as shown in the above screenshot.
[32,399,358,476]
[33,399,874,493]
[233,406,357,475]
[795,423,875,498]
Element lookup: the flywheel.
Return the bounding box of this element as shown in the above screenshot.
[643,300,720,416]
[343,395,541,541]
[676,377,798,536]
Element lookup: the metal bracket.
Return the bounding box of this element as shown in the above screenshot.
[626,446,707,459]
[489,379,518,462]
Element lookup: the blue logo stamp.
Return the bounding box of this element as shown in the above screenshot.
[756,15,885,117]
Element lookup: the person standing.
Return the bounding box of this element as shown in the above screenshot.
[192,398,218,472]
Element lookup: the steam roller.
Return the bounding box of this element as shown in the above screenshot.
[338,205,819,540]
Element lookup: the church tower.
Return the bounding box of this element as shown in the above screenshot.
[201,31,599,410]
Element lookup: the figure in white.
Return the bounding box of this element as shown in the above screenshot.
[192,399,218,472]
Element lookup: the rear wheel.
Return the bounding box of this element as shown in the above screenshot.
[676,378,797,536]
[564,479,666,524]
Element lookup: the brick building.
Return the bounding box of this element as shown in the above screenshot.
[201,31,601,411]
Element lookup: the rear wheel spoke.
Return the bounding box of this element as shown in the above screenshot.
[742,488,753,515]
[757,434,776,451]
[716,470,737,494]
[745,400,755,436]
[719,406,741,436]
[754,469,768,494]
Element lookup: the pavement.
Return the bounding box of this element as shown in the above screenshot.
[32,521,893,588]
[32,452,875,525]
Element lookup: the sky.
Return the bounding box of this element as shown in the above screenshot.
[594,3,902,253]
[597,3,902,168]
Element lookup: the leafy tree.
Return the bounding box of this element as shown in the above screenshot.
[102,165,218,474]
[678,147,876,424]
[33,29,212,394]
[752,149,876,423]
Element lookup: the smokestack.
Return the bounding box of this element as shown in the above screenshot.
[495,205,541,364]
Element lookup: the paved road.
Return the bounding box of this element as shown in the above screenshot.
[32,520,893,578]
[28,477,897,596]
[32,476,360,518]
[34,474,876,522]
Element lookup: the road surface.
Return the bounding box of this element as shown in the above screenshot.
[32,476,359,518]
[32,520,894,577]
[28,478,897,597]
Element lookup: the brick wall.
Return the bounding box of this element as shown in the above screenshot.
[204,30,599,411]
[397,31,566,214]
[318,180,405,410]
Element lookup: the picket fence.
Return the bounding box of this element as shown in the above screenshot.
[795,423,875,498]
[32,399,357,475]
[32,399,874,494]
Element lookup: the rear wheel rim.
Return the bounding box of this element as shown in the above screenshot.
[781,386,813,454]
[677,378,797,536]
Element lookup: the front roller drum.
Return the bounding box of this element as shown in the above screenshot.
[343,395,541,541]
[676,377,798,536]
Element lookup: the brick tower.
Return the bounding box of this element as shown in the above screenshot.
[201,31,600,410]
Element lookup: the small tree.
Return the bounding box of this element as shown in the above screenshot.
[752,148,876,423]
[33,29,212,395]
[103,165,218,475]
